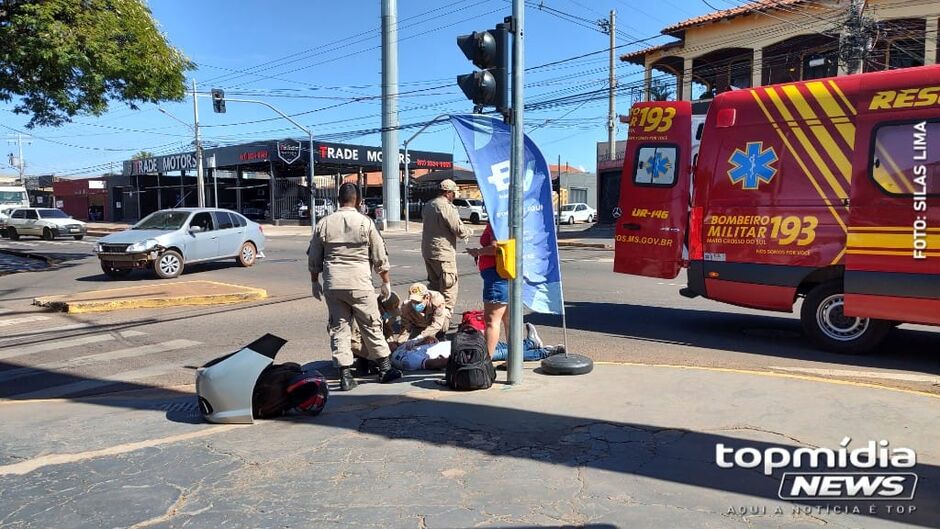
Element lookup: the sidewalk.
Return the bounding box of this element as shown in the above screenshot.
[84,222,418,238]
[0,363,935,528]
[557,224,615,249]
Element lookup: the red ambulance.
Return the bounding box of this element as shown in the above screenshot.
[614,65,939,354]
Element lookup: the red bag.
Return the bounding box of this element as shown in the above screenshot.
[460,310,485,332]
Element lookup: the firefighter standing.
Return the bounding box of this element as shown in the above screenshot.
[308,183,402,391]
[421,179,473,313]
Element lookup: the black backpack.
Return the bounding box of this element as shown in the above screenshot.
[445,326,496,391]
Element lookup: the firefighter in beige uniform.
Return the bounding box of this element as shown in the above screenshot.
[420,179,473,312]
[390,283,451,348]
[308,183,402,391]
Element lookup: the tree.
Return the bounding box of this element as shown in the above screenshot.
[0,0,194,128]
[649,78,676,101]
[131,150,154,160]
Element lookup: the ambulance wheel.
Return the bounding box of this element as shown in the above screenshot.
[470,213,480,224]
[800,281,890,355]
[540,353,593,375]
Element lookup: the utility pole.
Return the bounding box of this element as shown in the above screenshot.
[840,0,875,75]
[600,10,617,160]
[7,133,30,182]
[381,0,401,228]
[191,79,206,207]
[507,0,525,384]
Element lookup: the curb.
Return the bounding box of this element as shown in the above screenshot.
[557,241,612,250]
[33,281,268,314]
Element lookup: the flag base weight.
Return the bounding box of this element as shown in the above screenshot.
[540,353,593,376]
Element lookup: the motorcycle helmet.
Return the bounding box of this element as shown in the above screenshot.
[285,369,329,416]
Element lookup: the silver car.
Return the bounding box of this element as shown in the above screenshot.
[94,208,265,279]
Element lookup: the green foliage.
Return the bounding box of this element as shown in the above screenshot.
[0,0,195,127]
[649,78,675,102]
[131,150,154,160]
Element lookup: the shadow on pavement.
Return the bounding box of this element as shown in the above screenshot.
[0,361,936,527]
[74,260,252,283]
[526,301,940,376]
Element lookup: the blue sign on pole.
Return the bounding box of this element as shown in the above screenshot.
[450,114,563,314]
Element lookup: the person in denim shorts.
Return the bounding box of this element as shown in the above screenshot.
[466,223,506,357]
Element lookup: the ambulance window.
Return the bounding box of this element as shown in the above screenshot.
[870,121,940,196]
[634,145,679,187]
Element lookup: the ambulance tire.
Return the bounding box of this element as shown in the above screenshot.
[800,281,891,355]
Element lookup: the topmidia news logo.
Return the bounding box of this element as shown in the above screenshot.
[716,437,918,501]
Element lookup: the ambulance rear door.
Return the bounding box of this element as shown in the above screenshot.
[613,101,693,279]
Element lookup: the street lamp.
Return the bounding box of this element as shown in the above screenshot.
[206,93,317,231]
[157,106,205,208]
[403,114,450,232]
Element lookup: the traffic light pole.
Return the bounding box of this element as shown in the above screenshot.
[191,79,206,207]
[507,0,525,385]
[217,97,317,232]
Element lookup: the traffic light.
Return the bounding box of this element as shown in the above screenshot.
[211,88,226,113]
[456,23,509,116]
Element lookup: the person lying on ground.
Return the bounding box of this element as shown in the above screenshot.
[391,323,562,372]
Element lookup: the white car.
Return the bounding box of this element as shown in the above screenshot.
[453,198,488,224]
[3,207,87,240]
[558,203,596,224]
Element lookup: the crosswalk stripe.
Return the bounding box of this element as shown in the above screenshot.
[0,338,199,383]
[0,315,50,327]
[12,362,186,400]
[0,330,145,361]
[0,323,94,343]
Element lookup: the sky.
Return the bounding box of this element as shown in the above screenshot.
[1,0,714,178]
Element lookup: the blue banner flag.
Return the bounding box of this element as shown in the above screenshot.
[450,114,563,314]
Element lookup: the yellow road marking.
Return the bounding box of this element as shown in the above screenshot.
[0,424,249,476]
[592,361,940,400]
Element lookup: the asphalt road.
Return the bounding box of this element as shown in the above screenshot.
[0,226,938,401]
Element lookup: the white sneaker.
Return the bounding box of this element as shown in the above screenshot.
[525,322,543,349]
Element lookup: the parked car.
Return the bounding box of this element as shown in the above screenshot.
[0,206,16,236]
[558,203,597,224]
[241,199,269,221]
[94,208,265,279]
[363,197,383,219]
[453,198,488,224]
[2,207,86,240]
[298,198,335,220]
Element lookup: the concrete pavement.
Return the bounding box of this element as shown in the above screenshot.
[0,363,935,528]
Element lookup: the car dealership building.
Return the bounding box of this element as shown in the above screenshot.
[106,139,453,223]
